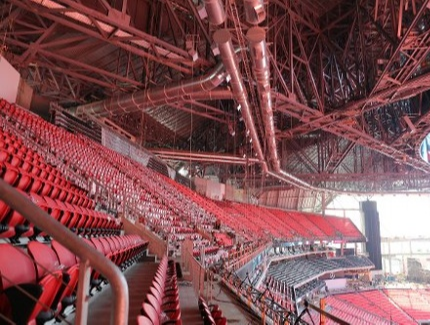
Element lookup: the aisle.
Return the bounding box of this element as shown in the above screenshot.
[66,261,158,324]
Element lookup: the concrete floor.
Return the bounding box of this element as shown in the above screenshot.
[66,261,158,325]
[65,261,259,325]
[178,279,259,325]
[208,282,260,325]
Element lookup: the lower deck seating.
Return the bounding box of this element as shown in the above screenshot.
[384,289,430,321]
[137,256,181,325]
[333,290,415,324]
[266,255,374,299]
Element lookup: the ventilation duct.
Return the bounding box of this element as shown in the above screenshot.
[213,29,267,172]
[243,0,266,25]
[247,27,280,172]
[75,62,229,117]
[203,0,226,25]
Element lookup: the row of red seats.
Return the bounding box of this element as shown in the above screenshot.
[334,290,414,324]
[137,256,181,325]
[0,235,147,324]
[0,241,77,324]
[198,296,227,325]
[1,101,209,256]
[0,127,84,196]
[84,235,148,290]
[0,190,120,240]
[384,289,430,321]
[33,193,121,236]
[1,161,93,208]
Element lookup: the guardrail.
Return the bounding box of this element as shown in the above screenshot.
[226,241,272,271]
[181,239,205,297]
[0,179,129,324]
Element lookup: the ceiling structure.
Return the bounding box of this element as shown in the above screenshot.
[2,0,430,209]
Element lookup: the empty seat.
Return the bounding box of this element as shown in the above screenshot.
[0,244,61,324]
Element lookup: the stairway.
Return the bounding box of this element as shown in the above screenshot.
[66,261,159,324]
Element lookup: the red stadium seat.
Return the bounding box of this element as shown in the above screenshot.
[51,240,79,307]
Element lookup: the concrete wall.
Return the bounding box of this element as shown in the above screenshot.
[16,78,33,109]
[0,56,20,103]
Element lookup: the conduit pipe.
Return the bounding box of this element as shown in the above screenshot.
[204,0,226,25]
[247,27,280,172]
[213,29,268,173]
[75,62,229,117]
[150,150,260,164]
[243,0,266,25]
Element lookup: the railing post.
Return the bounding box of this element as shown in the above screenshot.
[75,260,91,324]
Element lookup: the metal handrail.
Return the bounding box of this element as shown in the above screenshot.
[0,179,129,325]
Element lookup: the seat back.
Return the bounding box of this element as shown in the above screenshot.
[0,244,36,289]
[142,302,160,325]
[52,240,77,268]
[27,242,61,279]
[137,315,153,325]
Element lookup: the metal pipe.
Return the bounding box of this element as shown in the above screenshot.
[150,149,260,164]
[243,0,266,25]
[76,62,228,117]
[0,179,129,325]
[247,27,280,171]
[189,88,233,101]
[213,29,268,173]
[203,0,226,25]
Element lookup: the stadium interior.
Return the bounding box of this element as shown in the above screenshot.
[1,0,430,324]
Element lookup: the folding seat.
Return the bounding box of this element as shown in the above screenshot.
[0,244,43,324]
[38,162,47,171]
[91,212,105,236]
[90,238,107,256]
[21,158,33,173]
[0,244,59,324]
[98,237,113,260]
[62,203,80,232]
[141,302,160,325]
[65,190,75,204]
[51,240,79,307]
[0,150,9,163]
[76,195,87,207]
[48,199,71,228]
[29,175,44,194]
[39,180,53,196]
[4,208,34,239]
[5,145,16,155]
[2,167,19,186]
[9,155,22,168]
[47,173,56,183]
[49,184,62,200]
[137,315,153,325]
[15,171,32,191]
[73,206,88,234]
[70,189,80,205]
[148,286,181,323]
[30,165,41,178]
[39,169,49,180]
[79,208,93,235]
[53,176,63,186]
[27,242,65,322]
[57,187,69,202]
